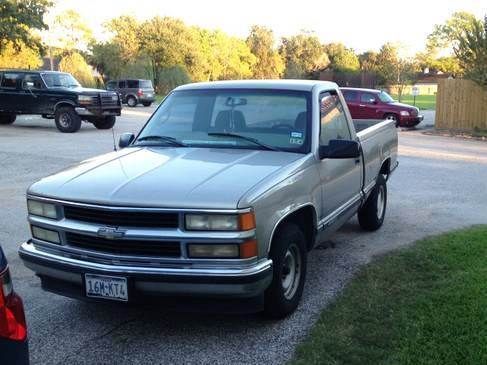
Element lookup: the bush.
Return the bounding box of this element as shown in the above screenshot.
[156,66,191,94]
[59,52,96,88]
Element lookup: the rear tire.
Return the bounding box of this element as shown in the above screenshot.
[384,113,399,127]
[142,102,152,107]
[264,223,307,318]
[55,107,81,133]
[0,114,16,125]
[127,96,137,107]
[93,116,116,129]
[358,174,387,231]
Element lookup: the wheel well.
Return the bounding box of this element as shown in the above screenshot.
[380,158,391,179]
[55,102,75,112]
[271,206,317,252]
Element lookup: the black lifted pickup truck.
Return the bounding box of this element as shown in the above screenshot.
[0,70,121,133]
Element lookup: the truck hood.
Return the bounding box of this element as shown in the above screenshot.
[28,147,305,209]
[388,101,417,110]
[48,86,112,95]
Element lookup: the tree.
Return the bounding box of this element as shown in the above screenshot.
[90,42,124,81]
[246,25,284,79]
[376,43,418,99]
[0,41,42,69]
[359,51,379,72]
[48,9,93,53]
[105,15,141,63]
[0,0,52,51]
[58,52,96,87]
[427,12,482,51]
[454,16,487,87]
[324,43,360,72]
[138,17,198,87]
[280,32,329,78]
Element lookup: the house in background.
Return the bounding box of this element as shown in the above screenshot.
[389,72,454,96]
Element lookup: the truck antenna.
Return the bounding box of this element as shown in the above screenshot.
[111,127,117,151]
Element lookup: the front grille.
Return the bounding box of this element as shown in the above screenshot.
[63,205,179,228]
[100,95,118,106]
[65,232,181,257]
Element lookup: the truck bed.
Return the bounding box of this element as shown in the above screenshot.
[356,119,398,192]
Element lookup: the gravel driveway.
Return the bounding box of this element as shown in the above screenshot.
[1,110,486,364]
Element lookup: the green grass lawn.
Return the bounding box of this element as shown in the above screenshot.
[391,94,436,110]
[292,226,487,365]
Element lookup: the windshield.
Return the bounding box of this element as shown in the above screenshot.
[41,73,81,88]
[378,91,395,103]
[136,89,311,153]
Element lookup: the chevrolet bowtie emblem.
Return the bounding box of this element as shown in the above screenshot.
[97,226,126,240]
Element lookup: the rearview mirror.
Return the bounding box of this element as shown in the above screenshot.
[119,133,135,149]
[319,140,360,159]
[225,97,247,107]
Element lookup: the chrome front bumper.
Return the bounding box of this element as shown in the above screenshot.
[19,241,273,299]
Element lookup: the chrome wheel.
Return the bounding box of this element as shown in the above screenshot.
[281,243,302,300]
[59,113,71,128]
[127,97,136,107]
[377,185,385,219]
[385,114,397,122]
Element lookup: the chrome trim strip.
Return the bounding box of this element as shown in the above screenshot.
[20,241,272,277]
[318,193,362,230]
[363,180,376,195]
[28,215,256,241]
[27,195,252,214]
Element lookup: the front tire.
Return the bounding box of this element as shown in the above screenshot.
[127,96,137,107]
[0,114,16,125]
[264,223,307,318]
[93,116,116,129]
[55,107,82,133]
[358,174,387,231]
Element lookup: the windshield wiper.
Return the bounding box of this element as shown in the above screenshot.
[135,135,186,147]
[207,132,280,151]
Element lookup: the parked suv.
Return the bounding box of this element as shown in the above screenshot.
[106,79,155,107]
[0,70,121,133]
[341,87,423,127]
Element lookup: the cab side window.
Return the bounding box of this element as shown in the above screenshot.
[127,80,138,88]
[22,74,44,89]
[106,81,117,90]
[343,90,359,102]
[360,92,377,104]
[1,73,20,89]
[319,92,352,146]
[118,80,126,88]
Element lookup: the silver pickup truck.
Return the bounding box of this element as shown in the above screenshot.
[19,80,398,318]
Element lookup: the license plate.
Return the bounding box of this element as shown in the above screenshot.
[85,274,128,302]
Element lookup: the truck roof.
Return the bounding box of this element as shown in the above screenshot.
[0,69,68,74]
[175,79,338,92]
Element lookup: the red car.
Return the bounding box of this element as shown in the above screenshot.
[341,87,423,127]
[0,244,29,365]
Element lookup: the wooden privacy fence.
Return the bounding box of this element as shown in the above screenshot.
[435,79,487,130]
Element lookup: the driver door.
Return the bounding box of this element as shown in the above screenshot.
[318,91,362,222]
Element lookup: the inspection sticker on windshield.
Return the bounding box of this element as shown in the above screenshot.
[290,131,303,145]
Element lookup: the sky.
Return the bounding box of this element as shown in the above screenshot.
[51,0,485,55]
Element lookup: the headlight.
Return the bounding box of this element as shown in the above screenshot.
[400,110,410,116]
[185,212,255,231]
[111,95,118,101]
[31,226,60,244]
[27,200,59,219]
[78,95,93,103]
[188,239,257,259]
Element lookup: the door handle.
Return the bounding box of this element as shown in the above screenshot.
[354,159,361,164]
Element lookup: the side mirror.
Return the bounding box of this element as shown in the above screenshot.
[118,133,135,149]
[372,99,378,105]
[24,81,34,89]
[319,140,360,159]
